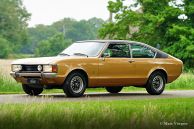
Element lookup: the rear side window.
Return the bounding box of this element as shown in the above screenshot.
[131,44,156,58]
[156,51,168,58]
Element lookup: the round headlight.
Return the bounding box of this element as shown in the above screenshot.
[37,65,42,71]
[12,65,22,72]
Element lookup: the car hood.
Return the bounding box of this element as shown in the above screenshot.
[11,56,72,65]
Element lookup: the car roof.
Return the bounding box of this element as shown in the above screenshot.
[76,40,149,47]
[76,40,168,56]
[76,40,143,44]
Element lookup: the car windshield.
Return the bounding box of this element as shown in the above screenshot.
[59,42,106,57]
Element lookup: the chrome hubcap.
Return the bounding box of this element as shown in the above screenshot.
[70,76,84,93]
[152,75,163,91]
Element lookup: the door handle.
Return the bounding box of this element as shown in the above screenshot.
[100,57,105,61]
[128,60,135,63]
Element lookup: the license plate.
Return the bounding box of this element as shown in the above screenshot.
[27,78,39,84]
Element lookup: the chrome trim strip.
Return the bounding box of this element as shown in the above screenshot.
[10,72,57,78]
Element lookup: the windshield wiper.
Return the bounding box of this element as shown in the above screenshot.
[73,53,88,57]
[58,53,70,56]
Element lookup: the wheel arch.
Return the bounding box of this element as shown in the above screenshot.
[64,69,89,87]
[148,68,168,83]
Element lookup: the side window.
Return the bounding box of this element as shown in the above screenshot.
[103,44,130,58]
[131,44,156,58]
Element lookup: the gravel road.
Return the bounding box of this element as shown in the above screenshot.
[0,90,194,104]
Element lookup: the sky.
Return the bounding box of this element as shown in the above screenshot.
[22,0,184,27]
[22,0,110,27]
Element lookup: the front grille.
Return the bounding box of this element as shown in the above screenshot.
[21,65,39,72]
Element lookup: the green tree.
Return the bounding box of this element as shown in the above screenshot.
[99,0,194,68]
[88,17,105,39]
[27,18,104,54]
[65,20,95,41]
[0,36,10,58]
[26,24,58,54]
[0,0,30,53]
[35,33,72,57]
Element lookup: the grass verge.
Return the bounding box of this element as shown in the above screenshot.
[0,98,194,129]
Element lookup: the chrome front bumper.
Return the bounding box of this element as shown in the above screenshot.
[10,72,57,78]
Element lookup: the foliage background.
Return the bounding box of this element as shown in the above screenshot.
[99,0,194,68]
[0,0,193,69]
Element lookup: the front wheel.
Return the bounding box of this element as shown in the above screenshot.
[105,86,123,93]
[63,72,87,97]
[146,72,166,95]
[22,84,43,96]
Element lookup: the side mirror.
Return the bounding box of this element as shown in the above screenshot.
[102,53,110,58]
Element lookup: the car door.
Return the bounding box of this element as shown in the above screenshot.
[98,43,136,86]
[129,43,157,85]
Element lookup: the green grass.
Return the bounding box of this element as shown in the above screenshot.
[0,98,194,129]
[0,72,193,94]
[0,73,22,93]
[166,73,194,90]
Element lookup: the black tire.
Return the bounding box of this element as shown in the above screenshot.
[63,72,87,97]
[105,86,123,93]
[146,71,166,95]
[22,84,43,96]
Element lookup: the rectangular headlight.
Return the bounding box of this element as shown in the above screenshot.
[12,65,22,72]
[43,65,58,73]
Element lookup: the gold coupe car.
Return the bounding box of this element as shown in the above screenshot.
[10,40,183,97]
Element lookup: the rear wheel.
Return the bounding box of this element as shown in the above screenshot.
[146,71,166,95]
[63,72,87,97]
[22,84,43,96]
[105,86,123,93]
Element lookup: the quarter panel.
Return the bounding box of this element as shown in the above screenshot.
[146,57,183,83]
[158,57,183,83]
